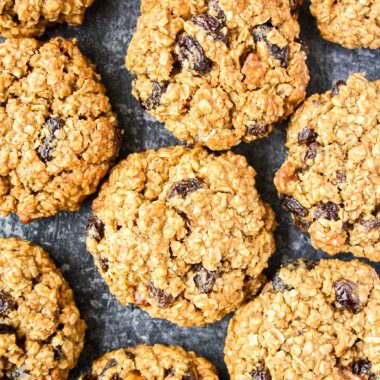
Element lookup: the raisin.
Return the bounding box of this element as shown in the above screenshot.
[98,253,109,273]
[81,374,96,380]
[175,209,193,228]
[148,283,176,308]
[289,0,301,14]
[86,216,105,242]
[177,36,211,75]
[342,222,352,230]
[247,122,268,137]
[334,279,360,311]
[54,346,64,361]
[331,80,346,96]
[297,127,318,145]
[267,43,289,68]
[100,358,118,376]
[294,37,310,55]
[0,324,16,334]
[192,14,228,43]
[165,368,176,378]
[252,21,273,42]
[125,350,135,360]
[167,178,202,199]
[294,218,312,232]
[315,202,339,221]
[280,194,308,217]
[352,359,376,377]
[194,264,218,294]
[38,117,64,162]
[251,366,272,380]
[361,219,379,231]
[303,259,318,270]
[110,375,122,380]
[336,170,346,184]
[140,82,168,110]
[0,291,17,315]
[272,276,292,292]
[302,142,318,169]
[208,0,225,20]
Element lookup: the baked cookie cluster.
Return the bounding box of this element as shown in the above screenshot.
[126,0,309,150]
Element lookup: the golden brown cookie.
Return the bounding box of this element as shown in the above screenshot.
[225,259,380,380]
[0,0,94,37]
[274,74,379,261]
[0,37,122,223]
[86,145,276,326]
[79,344,219,380]
[125,0,309,150]
[0,237,86,379]
[310,0,380,49]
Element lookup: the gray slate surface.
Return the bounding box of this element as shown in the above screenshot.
[0,0,379,378]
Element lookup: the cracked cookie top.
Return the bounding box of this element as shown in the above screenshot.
[274,74,380,261]
[0,37,122,223]
[125,0,309,151]
[225,259,380,380]
[0,0,94,37]
[0,238,86,379]
[86,145,276,326]
[79,344,219,380]
[309,0,380,49]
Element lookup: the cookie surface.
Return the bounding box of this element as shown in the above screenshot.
[274,74,379,261]
[79,344,219,380]
[86,145,276,326]
[225,259,380,380]
[0,37,122,223]
[0,238,86,379]
[0,0,94,37]
[310,0,380,49]
[125,0,309,150]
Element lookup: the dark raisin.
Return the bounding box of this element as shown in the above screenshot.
[192,14,228,43]
[297,127,318,145]
[194,264,218,294]
[110,375,122,380]
[315,202,339,221]
[247,122,268,137]
[98,253,109,273]
[0,324,16,334]
[334,279,360,311]
[342,222,352,230]
[140,82,168,110]
[208,0,225,20]
[37,117,64,162]
[177,36,211,75]
[302,142,318,169]
[280,194,308,217]
[167,178,202,199]
[352,359,376,377]
[81,374,96,380]
[148,283,176,308]
[294,37,310,55]
[272,276,292,292]
[0,291,17,315]
[303,259,318,270]
[331,80,346,96]
[175,209,193,228]
[86,216,105,242]
[251,366,272,380]
[294,218,312,232]
[252,21,274,42]
[336,170,346,183]
[268,43,289,68]
[361,219,379,231]
[100,358,118,376]
[54,346,64,361]
[289,0,301,14]
[125,350,135,360]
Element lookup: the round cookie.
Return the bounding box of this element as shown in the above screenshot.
[0,238,86,379]
[0,37,122,223]
[0,0,94,37]
[86,145,276,326]
[225,259,380,380]
[309,0,380,49]
[79,344,219,380]
[125,0,309,151]
[274,74,379,261]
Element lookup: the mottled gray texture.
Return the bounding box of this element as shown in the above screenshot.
[0,0,379,378]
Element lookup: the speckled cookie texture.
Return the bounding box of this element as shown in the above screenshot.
[79,344,219,380]
[309,0,380,49]
[225,259,380,380]
[125,0,309,151]
[0,37,122,223]
[274,74,380,261]
[86,145,276,326]
[0,238,86,379]
[0,0,94,37]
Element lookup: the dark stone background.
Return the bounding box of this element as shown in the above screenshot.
[0,0,379,378]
